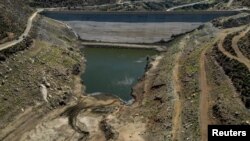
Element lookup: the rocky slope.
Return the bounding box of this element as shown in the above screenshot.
[0,0,32,43]
[29,0,250,11]
[4,13,248,141]
[0,7,84,141]
[30,0,117,7]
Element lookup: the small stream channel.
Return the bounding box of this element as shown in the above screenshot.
[42,11,238,102]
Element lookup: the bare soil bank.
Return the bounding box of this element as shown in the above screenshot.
[67,21,201,43]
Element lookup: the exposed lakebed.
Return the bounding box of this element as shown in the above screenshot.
[42,11,238,43]
[42,11,237,101]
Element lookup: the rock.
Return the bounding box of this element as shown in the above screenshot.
[245,98,250,109]
[8,68,12,72]
[151,83,166,90]
[40,84,48,102]
[14,88,19,92]
[191,93,196,98]
[134,113,139,116]
[1,80,5,85]
[72,63,81,75]
[29,58,35,63]
[100,120,119,140]
[0,54,6,61]
[59,101,66,106]
[234,112,239,117]
[69,47,74,51]
[154,117,164,123]
[42,77,50,88]
[245,121,250,125]
[57,87,62,90]
[154,96,163,103]
[45,82,50,87]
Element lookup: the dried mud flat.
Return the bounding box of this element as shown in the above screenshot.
[66,21,201,43]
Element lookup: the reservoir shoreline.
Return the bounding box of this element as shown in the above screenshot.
[42,9,239,15]
[40,10,238,101]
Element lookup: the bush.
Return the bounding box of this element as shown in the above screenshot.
[212,44,250,108]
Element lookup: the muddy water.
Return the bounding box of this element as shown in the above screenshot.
[82,47,156,101]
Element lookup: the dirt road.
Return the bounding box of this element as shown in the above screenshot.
[0,9,43,51]
[227,0,234,7]
[231,26,250,65]
[172,53,182,141]
[171,38,187,141]
[199,45,210,141]
[166,0,208,11]
[218,27,250,70]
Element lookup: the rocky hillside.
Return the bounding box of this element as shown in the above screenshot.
[29,0,117,7]
[0,0,33,44]
[0,1,84,139]
[28,0,214,11]
[212,13,250,28]
[29,0,250,11]
[233,0,250,7]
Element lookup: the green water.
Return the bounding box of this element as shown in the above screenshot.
[81,47,157,101]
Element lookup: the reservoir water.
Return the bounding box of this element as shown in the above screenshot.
[82,47,156,101]
[42,11,237,101]
[42,11,237,23]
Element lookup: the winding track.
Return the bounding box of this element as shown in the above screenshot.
[0,9,43,51]
[231,26,250,66]
[218,27,250,71]
[166,0,209,11]
[199,25,250,141]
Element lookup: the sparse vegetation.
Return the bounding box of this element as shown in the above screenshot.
[212,44,250,108]
[223,31,239,56]
[238,30,250,59]
[0,15,82,131]
[29,0,116,7]
[206,48,250,125]
[0,0,32,43]
[212,13,250,28]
